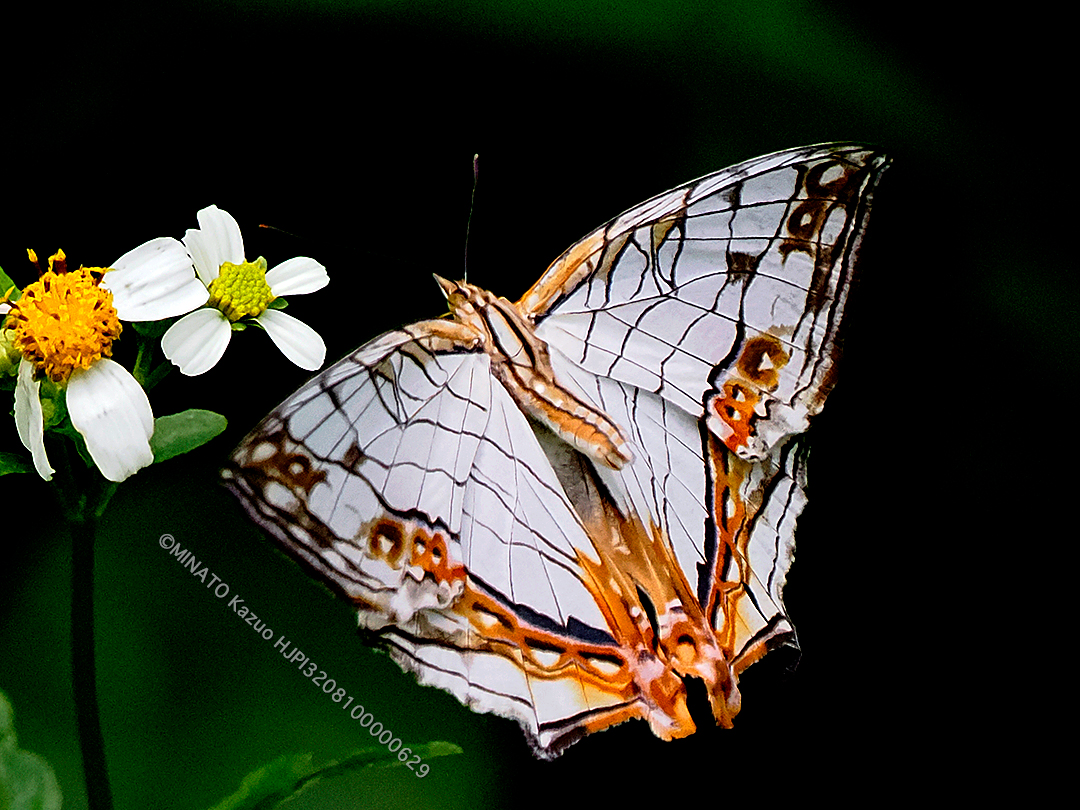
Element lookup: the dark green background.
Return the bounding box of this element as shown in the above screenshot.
[2,1,1061,807]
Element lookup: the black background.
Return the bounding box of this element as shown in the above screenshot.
[2,1,1063,807]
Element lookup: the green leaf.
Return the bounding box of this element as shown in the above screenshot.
[266,297,288,310]
[0,452,34,475]
[208,754,314,810]
[0,266,20,303]
[0,690,63,810]
[208,742,462,810]
[150,409,228,463]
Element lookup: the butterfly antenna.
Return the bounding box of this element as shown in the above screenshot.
[464,153,479,283]
[257,223,304,240]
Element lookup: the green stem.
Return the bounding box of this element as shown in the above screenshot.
[131,330,173,391]
[72,513,114,810]
[51,437,85,524]
[93,480,120,521]
[132,335,149,387]
[143,361,173,391]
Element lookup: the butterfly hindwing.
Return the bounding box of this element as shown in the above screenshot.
[539,346,807,673]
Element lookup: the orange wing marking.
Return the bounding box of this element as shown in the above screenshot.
[359,515,649,735]
[568,468,742,737]
[708,334,791,456]
[702,434,784,673]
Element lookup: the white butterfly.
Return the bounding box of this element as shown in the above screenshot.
[223,143,889,758]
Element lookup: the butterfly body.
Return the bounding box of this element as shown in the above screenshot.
[433,275,633,470]
[224,143,889,757]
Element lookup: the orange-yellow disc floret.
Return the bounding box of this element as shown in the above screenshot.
[5,265,122,382]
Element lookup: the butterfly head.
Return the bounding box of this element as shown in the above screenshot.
[434,274,480,320]
[434,274,510,347]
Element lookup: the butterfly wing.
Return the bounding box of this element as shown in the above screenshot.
[522,142,886,455]
[223,322,677,756]
[545,345,810,674]
[519,142,888,669]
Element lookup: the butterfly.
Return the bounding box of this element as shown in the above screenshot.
[223,143,889,758]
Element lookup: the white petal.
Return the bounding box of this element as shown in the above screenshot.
[161,308,232,375]
[184,205,244,286]
[14,360,54,480]
[257,309,326,371]
[67,359,154,482]
[104,237,208,321]
[266,257,329,296]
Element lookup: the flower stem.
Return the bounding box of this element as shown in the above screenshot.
[131,330,173,390]
[72,514,114,810]
[132,336,149,386]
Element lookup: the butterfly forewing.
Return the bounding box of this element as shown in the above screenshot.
[520,143,886,667]
[225,143,889,757]
[523,143,885,458]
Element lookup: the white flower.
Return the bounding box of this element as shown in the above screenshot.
[102,236,211,321]
[161,205,328,376]
[10,245,206,481]
[67,358,156,482]
[14,360,54,480]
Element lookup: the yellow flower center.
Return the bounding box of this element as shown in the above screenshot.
[5,261,122,383]
[206,257,275,322]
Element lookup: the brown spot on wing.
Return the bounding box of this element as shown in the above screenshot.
[651,211,684,257]
[778,159,861,260]
[255,430,328,495]
[735,334,789,389]
[369,519,406,567]
[341,441,364,472]
[726,251,760,276]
